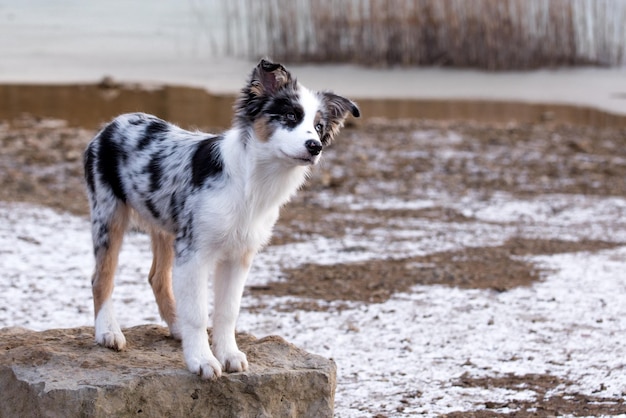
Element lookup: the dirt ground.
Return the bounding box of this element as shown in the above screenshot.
[2,114,626,416]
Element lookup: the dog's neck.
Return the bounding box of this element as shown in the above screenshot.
[221,127,310,213]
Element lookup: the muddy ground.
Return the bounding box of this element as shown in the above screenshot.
[1,114,626,416]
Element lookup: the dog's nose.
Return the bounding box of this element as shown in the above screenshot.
[305,139,323,156]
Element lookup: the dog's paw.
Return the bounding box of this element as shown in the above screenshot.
[94,302,126,350]
[186,354,223,380]
[216,349,249,373]
[182,329,222,379]
[95,330,126,351]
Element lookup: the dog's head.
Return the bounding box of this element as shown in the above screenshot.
[235,59,360,165]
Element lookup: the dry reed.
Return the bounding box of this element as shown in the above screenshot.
[217,0,626,69]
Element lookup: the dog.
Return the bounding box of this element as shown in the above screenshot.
[83,59,359,379]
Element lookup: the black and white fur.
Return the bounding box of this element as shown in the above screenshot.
[83,59,359,379]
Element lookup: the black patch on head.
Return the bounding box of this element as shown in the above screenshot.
[83,142,97,195]
[137,118,169,150]
[192,136,223,188]
[96,122,127,202]
[236,90,266,125]
[146,150,165,192]
[234,59,297,128]
[265,95,304,130]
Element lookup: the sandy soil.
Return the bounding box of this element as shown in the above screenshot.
[2,114,626,416]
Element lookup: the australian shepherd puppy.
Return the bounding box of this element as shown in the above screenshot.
[83,59,359,379]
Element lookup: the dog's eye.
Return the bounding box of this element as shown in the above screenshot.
[315,123,324,133]
[286,112,296,122]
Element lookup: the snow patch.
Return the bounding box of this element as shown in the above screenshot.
[1,196,626,417]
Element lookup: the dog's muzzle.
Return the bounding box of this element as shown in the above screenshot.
[305,139,323,156]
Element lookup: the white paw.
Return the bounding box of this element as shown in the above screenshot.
[216,349,249,373]
[186,353,223,380]
[182,332,223,380]
[94,301,126,350]
[96,330,126,351]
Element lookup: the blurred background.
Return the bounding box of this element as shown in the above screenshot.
[220,0,626,69]
[1,0,625,126]
[6,0,625,70]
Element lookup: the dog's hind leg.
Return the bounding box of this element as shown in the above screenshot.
[91,202,129,351]
[148,230,179,339]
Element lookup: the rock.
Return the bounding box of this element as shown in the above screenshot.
[0,325,336,418]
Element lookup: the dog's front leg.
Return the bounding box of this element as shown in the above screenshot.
[211,251,253,373]
[172,256,222,379]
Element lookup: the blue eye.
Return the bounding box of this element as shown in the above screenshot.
[315,123,323,133]
[286,112,296,121]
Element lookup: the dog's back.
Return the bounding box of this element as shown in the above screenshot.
[84,112,224,235]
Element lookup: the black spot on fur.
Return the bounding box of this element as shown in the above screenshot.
[170,192,180,226]
[147,150,165,192]
[175,216,194,259]
[266,95,304,129]
[146,199,161,220]
[97,122,127,202]
[83,142,97,195]
[192,136,223,188]
[137,118,169,150]
[93,222,109,255]
[180,220,193,242]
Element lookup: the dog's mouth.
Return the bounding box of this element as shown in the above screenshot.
[282,151,319,165]
[296,156,316,165]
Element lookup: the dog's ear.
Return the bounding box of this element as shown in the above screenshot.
[235,59,295,125]
[250,59,293,96]
[322,92,360,119]
[319,91,360,145]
